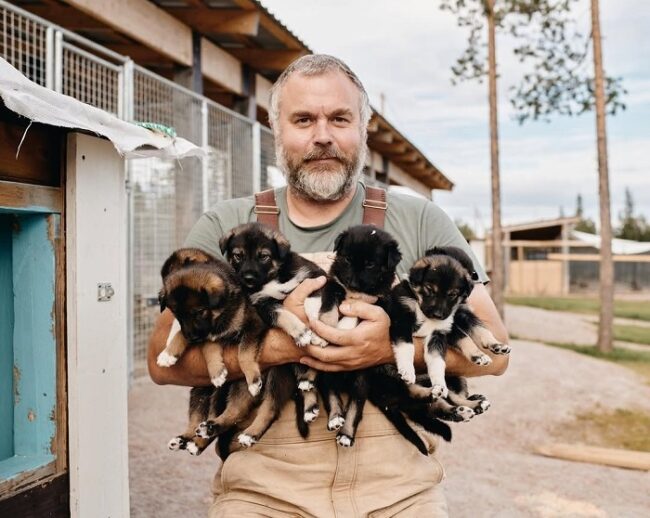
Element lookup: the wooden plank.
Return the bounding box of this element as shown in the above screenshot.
[547,253,650,263]
[0,460,55,497]
[0,471,68,516]
[386,162,431,198]
[0,181,62,214]
[535,443,650,471]
[368,141,408,155]
[201,39,243,95]
[167,8,260,36]
[255,74,272,111]
[104,44,171,65]
[503,240,597,247]
[23,5,105,30]
[0,112,63,187]
[63,0,193,66]
[228,49,307,70]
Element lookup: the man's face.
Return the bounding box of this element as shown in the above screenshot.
[275,70,366,201]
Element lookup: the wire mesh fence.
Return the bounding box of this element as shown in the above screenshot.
[1,1,275,381]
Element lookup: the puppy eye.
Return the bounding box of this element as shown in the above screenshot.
[366,261,375,269]
[258,252,271,262]
[449,290,459,298]
[231,253,242,263]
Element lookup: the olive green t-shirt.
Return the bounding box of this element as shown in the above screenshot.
[184,182,488,282]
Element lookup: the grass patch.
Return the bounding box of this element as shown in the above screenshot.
[542,341,650,385]
[614,324,650,345]
[555,408,650,452]
[506,296,650,322]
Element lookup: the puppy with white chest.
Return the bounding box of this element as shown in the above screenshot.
[219,222,327,423]
[391,246,510,414]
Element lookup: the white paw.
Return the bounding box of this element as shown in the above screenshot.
[211,369,228,388]
[157,350,178,367]
[168,437,183,450]
[454,406,475,422]
[186,441,200,455]
[479,399,491,413]
[398,365,417,385]
[471,354,492,366]
[295,328,313,347]
[298,380,314,392]
[336,434,352,447]
[238,433,256,448]
[304,408,319,423]
[488,343,511,355]
[431,384,449,400]
[195,422,210,439]
[248,378,263,396]
[327,415,345,431]
[310,333,328,347]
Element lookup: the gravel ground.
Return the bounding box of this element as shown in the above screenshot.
[129,306,650,517]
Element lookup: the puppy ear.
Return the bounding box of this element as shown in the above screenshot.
[158,289,167,313]
[272,231,291,259]
[219,228,236,255]
[160,251,179,280]
[334,230,349,253]
[409,265,426,285]
[386,239,402,271]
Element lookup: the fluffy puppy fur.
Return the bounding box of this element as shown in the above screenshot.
[158,248,267,396]
[390,246,510,415]
[219,222,326,424]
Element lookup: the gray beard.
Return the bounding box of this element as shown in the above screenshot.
[276,143,366,202]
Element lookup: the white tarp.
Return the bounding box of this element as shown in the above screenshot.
[572,230,650,255]
[0,58,203,159]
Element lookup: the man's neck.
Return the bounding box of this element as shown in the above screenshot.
[286,184,358,228]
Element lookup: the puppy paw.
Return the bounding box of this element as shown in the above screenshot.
[157,350,178,368]
[211,368,228,388]
[430,384,449,400]
[304,406,320,423]
[195,421,212,439]
[487,343,511,355]
[237,433,257,448]
[168,436,186,451]
[453,406,475,422]
[327,415,345,431]
[295,328,313,347]
[471,353,492,366]
[468,394,491,414]
[298,380,314,392]
[397,365,417,385]
[248,378,263,397]
[186,441,200,456]
[336,434,353,447]
[310,333,328,347]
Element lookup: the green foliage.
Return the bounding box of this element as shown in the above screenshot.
[506,296,650,322]
[455,219,477,241]
[574,193,596,234]
[613,324,650,346]
[616,187,650,241]
[439,0,627,122]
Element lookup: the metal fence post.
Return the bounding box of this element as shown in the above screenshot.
[45,26,54,89]
[53,30,62,93]
[201,100,210,213]
[121,59,134,121]
[252,121,262,193]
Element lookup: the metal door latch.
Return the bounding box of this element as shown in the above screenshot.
[97,283,115,301]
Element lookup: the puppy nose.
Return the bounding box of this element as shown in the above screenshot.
[242,272,256,283]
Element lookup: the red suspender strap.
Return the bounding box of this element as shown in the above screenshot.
[362,186,387,228]
[254,189,280,230]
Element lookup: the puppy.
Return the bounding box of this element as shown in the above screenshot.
[390,246,510,413]
[308,225,423,448]
[158,248,267,395]
[219,222,327,423]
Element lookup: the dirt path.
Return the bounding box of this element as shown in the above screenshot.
[129,331,650,517]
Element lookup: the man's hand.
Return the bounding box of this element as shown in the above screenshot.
[300,300,393,371]
[283,275,327,323]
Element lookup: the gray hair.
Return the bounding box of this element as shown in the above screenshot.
[268,54,372,136]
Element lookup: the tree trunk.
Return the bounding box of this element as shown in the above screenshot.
[591,0,614,353]
[486,0,504,318]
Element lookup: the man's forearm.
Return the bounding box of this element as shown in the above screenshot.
[147,310,301,387]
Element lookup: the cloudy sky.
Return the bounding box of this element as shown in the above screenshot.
[261,0,650,235]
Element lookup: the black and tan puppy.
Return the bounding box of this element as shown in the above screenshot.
[219,222,327,423]
[158,248,267,396]
[306,225,403,447]
[390,246,510,413]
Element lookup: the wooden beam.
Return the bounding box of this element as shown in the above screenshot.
[62,0,193,66]
[369,130,393,144]
[104,44,170,64]
[24,6,105,30]
[255,74,272,111]
[367,119,379,133]
[395,151,419,163]
[386,162,431,198]
[228,49,307,70]
[535,443,650,471]
[165,9,260,36]
[368,141,408,155]
[547,253,650,263]
[201,38,243,95]
[0,181,62,213]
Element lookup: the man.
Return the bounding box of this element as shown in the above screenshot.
[148,54,509,517]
